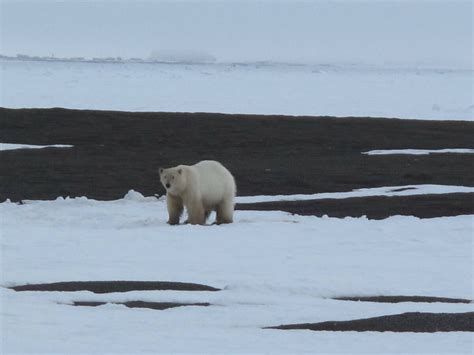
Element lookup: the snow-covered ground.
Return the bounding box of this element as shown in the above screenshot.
[1,1,473,352]
[1,190,473,353]
[2,59,473,120]
[237,184,474,203]
[0,143,73,151]
[2,0,472,120]
[363,149,474,155]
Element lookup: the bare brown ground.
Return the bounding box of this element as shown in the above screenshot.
[11,281,220,293]
[266,312,474,332]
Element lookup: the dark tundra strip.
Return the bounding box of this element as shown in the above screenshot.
[333,295,472,304]
[11,281,220,293]
[72,301,211,310]
[2,107,474,202]
[265,312,474,333]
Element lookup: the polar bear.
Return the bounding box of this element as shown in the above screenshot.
[159,160,236,225]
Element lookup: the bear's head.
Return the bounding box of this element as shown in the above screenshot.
[159,166,186,196]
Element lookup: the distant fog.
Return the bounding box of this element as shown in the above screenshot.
[1,0,472,69]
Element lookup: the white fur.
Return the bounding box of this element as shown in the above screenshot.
[159,160,236,225]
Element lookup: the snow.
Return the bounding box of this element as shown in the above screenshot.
[363,149,474,155]
[2,1,472,120]
[1,191,473,353]
[2,60,473,120]
[236,184,474,203]
[0,143,73,151]
[1,0,473,351]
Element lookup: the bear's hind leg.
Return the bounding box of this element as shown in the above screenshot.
[216,200,234,224]
[186,201,206,225]
[167,194,183,225]
[186,209,210,224]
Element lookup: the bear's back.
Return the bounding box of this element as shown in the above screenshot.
[193,160,236,203]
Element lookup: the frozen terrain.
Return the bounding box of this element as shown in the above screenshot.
[1,190,473,353]
[1,1,473,352]
[0,143,74,151]
[363,149,474,155]
[2,59,473,120]
[236,184,474,203]
[1,0,472,120]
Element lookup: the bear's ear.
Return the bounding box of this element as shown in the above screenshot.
[178,168,182,175]
[159,168,164,175]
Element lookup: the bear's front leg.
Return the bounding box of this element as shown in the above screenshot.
[167,193,183,225]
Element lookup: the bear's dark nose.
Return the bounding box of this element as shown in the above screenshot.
[165,183,170,189]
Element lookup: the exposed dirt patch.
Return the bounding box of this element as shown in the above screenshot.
[236,193,474,219]
[388,187,417,192]
[1,108,473,204]
[265,312,474,332]
[10,281,220,293]
[71,301,211,310]
[333,295,472,304]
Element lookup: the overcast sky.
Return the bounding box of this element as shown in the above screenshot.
[1,0,472,68]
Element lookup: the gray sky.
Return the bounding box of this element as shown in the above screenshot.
[1,0,472,67]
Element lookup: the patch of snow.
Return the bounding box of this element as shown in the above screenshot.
[236,184,474,204]
[1,192,472,353]
[0,143,73,151]
[122,189,156,202]
[1,0,473,120]
[1,60,472,120]
[363,149,474,155]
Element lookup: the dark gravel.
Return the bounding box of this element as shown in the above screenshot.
[11,281,220,293]
[332,295,473,304]
[266,312,474,332]
[72,301,211,310]
[1,107,473,203]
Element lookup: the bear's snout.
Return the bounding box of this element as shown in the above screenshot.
[165,183,171,189]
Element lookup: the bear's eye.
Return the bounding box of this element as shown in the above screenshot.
[171,176,175,180]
